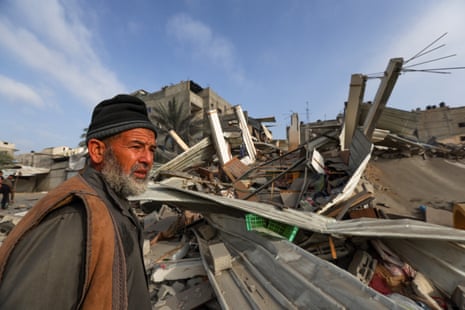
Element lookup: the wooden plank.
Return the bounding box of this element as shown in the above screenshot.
[222,157,249,182]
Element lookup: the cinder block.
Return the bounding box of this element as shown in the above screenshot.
[209,243,232,274]
[348,250,377,284]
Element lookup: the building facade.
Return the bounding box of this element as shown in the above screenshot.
[131,80,279,160]
[133,80,234,142]
[0,141,17,158]
[359,103,465,144]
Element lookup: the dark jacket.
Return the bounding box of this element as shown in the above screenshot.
[0,167,151,310]
[0,182,11,208]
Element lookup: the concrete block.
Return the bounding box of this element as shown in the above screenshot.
[209,242,232,274]
[348,250,377,284]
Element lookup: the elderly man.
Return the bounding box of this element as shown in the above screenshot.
[0,94,157,309]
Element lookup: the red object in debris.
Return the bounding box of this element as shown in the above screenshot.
[369,273,393,295]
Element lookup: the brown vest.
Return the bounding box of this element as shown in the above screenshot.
[0,175,128,309]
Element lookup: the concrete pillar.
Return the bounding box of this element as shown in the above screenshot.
[341,74,366,151]
[233,105,256,163]
[363,58,403,139]
[288,112,300,151]
[207,109,232,166]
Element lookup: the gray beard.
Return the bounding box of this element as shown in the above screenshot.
[100,148,149,198]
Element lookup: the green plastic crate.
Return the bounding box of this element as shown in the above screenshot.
[245,214,299,242]
[267,220,299,242]
[245,213,267,231]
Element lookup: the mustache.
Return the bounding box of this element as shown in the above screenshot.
[130,163,149,175]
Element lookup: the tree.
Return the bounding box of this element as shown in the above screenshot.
[0,152,14,169]
[149,98,203,152]
[78,128,88,148]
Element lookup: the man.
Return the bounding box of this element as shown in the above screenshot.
[0,94,157,309]
[2,175,15,205]
[0,177,11,209]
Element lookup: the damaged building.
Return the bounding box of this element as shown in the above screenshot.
[358,102,465,145]
[2,59,465,308]
[129,58,465,309]
[131,80,275,161]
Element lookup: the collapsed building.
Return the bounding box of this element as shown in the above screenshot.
[2,60,465,309]
[128,58,465,309]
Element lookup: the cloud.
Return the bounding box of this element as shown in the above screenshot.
[7,0,94,60]
[166,13,245,83]
[358,1,465,110]
[383,3,465,64]
[0,0,126,106]
[0,75,44,107]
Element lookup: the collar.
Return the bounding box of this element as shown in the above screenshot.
[80,166,133,218]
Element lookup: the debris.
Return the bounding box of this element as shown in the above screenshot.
[4,56,465,309]
[453,202,465,229]
[151,258,207,283]
[424,207,453,227]
[154,280,215,310]
[348,250,377,285]
[208,243,232,275]
[451,284,465,310]
[412,272,444,310]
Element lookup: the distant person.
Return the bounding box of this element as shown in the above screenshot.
[3,175,15,204]
[0,94,157,309]
[0,178,11,209]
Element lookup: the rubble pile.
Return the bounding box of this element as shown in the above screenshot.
[128,106,465,309]
[2,104,465,308]
[372,130,465,160]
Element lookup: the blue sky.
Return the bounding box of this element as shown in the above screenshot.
[1,0,465,154]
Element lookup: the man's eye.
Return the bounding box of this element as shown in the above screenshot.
[128,144,156,153]
[128,145,143,151]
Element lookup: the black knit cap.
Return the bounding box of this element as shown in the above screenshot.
[86,94,157,143]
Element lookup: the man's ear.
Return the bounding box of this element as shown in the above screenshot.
[87,139,106,165]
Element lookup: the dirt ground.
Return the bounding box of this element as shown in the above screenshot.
[363,156,465,218]
[0,192,47,217]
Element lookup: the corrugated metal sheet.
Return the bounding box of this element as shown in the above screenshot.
[384,238,465,296]
[133,184,465,242]
[195,213,402,309]
[152,137,215,179]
